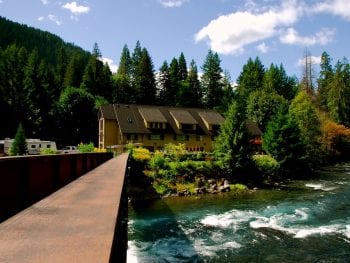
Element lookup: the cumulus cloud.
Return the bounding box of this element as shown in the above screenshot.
[256,42,269,53]
[62,1,90,14]
[41,0,49,5]
[48,14,62,25]
[38,14,62,25]
[101,57,118,73]
[158,0,189,8]
[297,55,321,67]
[194,0,302,54]
[280,27,335,46]
[312,0,350,21]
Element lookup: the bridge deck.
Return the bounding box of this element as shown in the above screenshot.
[0,153,128,263]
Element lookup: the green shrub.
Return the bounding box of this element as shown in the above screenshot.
[149,151,166,170]
[230,184,247,190]
[132,147,151,162]
[40,148,58,155]
[78,142,95,153]
[253,154,279,175]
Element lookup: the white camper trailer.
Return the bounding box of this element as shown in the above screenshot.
[4,138,57,155]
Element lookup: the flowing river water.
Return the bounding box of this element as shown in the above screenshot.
[127,163,350,262]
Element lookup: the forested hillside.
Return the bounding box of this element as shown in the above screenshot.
[1,15,350,168]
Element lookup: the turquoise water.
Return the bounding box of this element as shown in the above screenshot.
[127,163,350,262]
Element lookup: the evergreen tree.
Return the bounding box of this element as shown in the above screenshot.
[327,59,350,126]
[10,123,27,156]
[214,102,253,177]
[317,51,333,110]
[217,71,234,114]
[201,50,223,109]
[247,89,287,132]
[167,58,180,106]
[63,52,86,89]
[263,104,308,177]
[0,44,27,137]
[81,43,112,100]
[157,61,171,105]
[186,59,202,108]
[178,52,187,81]
[289,91,322,166]
[114,44,133,103]
[56,87,96,145]
[236,57,265,101]
[263,64,297,100]
[132,47,156,104]
[23,49,42,137]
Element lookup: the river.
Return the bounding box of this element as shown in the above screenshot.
[127,163,350,262]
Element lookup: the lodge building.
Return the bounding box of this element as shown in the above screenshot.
[98,104,227,152]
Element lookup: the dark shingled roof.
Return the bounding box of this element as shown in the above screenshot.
[99,104,245,137]
[246,120,263,136]
[169,109,198,124]
[198,111,225,125]
[113,105,150,134]
[99,105,116,120]
[138,107,167,123]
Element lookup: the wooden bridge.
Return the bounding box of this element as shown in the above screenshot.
[0,153,129,263]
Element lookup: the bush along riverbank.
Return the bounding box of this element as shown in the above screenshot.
[127,143,274,200]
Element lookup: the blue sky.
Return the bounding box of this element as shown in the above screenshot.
[1,0,350,82]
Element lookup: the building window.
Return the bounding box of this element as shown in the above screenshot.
[31,145,36,149]
[127,134,138,141]
[47,144,51,148]
[196,135,203,141]
[149,134,164,140]
[175,135,189,141]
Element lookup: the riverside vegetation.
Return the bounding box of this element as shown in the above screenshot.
[2,17,350,192]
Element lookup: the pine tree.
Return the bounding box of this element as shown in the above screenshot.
[114,44,133,103]
[133,47,156,104]
[247,89,287,132]
[63,52,86,89]
[214,102,253,177]
[289,90,322,166]
[327,59,350,126]
[236,57,265,101]
[10,123,28,156]
[167,57,180,106]
[263,64,297,100]
[263,104,308,177]
[201,50,223,109]
[317,51,333,110]
[186,59,202,107]
[157,61,171,105]
[178,52,187,81]
[81,43,112,100]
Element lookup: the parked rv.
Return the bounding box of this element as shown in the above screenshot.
[3,138,57,155]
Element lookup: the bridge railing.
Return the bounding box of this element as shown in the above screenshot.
[0,152,113,222]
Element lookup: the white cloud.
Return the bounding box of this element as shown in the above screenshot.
[158,0,189,8]
[280,27,335,46]
[38,15,62,25]
[41,0,49,5]
[312,0,350,21]
[101,57,118,73]
[256,42,269,53]
[194,0,302,54]
[48,14,62,25]
[62,1,90,14]
[297,55,321,67]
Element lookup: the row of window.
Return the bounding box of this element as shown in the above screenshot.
[126,134,211,141]
[30,144,52,149]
